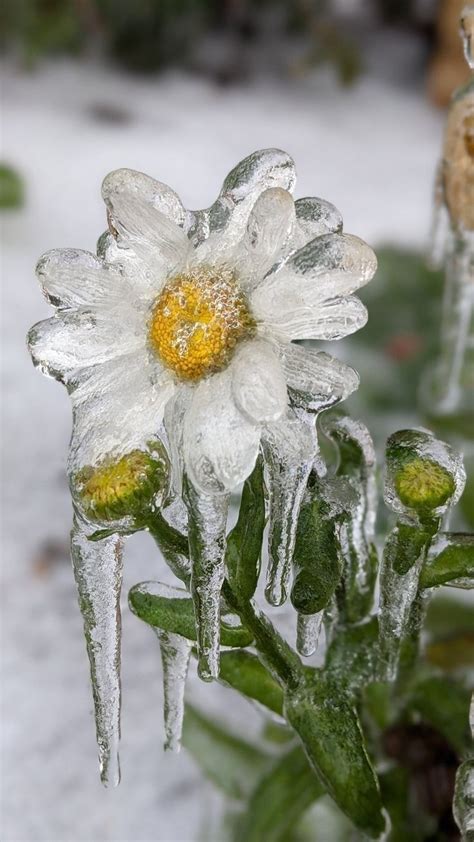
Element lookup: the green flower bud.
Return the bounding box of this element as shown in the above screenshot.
[385,429,465,519]
[74,442,169,526]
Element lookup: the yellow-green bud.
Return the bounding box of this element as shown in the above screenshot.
[74,445,169,524]
[394,457,455,513]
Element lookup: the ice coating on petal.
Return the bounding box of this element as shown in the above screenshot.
[69,351,174,471]
[27,305,145,384]
[164,386,193,496]
[236,188,296,287]
[102,170,189,275]
[102,168,186,227]
[296,611,323,657]
[154,629,192,752]
[231,339,288,423]
[183,369,260,494]
[184,479,229,680]
[36,248,130,309]
[294,196,343,241]
[262,411,317,606]
[70,519,123,787]
[251,233,376,313]
[259,294,368,342]
[276,342,359,413]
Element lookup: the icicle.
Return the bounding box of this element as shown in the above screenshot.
[296,612,323,657]
[70,518,123,787]
[262,411,316,607]
[184,477,229,681]
[153,629,192,753]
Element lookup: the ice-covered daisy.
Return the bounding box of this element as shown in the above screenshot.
[28,148,376,685]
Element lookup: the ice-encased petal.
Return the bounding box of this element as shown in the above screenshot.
[259,295,368,341]
[191,149,296,259]
[27,305,145,383]
[183,369,260,494]
[294,197,343,241]
[154,629,192,752]
[235,188,296,287]
[184,479,229,680]
[275,342,359,411]
[251,233,376,317]
[69,350,175,471]
[36,248,130,309]
[102,169,189,275]
[70,519,124,787]
[231,339,288,423]
[163,386,193,495]
[262,410,317,606]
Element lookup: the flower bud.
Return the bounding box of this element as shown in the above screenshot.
[384,429,465,519]
[74,442,170,527]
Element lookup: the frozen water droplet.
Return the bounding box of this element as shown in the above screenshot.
[184,478,229,681]
[263,411,316,606]
[296,612,323,657]
[70,519,123,786]
[154,630,192,753]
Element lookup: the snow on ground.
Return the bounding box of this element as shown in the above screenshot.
[1,56,444,842]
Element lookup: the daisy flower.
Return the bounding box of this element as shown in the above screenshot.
[28,148,376,685]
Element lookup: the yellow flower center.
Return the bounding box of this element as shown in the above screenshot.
[148,267,256,381]
[394,457,455,512]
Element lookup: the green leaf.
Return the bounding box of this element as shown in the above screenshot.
[420,533,474,588]
[236,745,325,842]
[424,593,474,637]
[147,510,190,585]
[219,650,283,716]
[284,673,385,837]
[182,704,269,800]
[226,456,266,601]
[408,675,471,753]
[128,581,253,647]
[291,489,343,615]
[0,163,24,209]
[325,616,379,694]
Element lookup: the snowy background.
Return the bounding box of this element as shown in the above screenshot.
[1,33,449,842]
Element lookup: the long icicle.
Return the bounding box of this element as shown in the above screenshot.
[184,477,229,681]
[154,629,192,752]
[70,517,124,786]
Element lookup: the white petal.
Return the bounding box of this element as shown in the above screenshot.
[69,351,174,470]
[251,233,377,318]
[102,169,189,275]
[235,188,296,287]
[260,295,368,341]
[102,168,186,226]
[27,305,145,383]
[231,339,287,423]
[36,248,130,309]
[275,341,359,411]
[191,149,296,261]
[183,370,260,494]
[294,197,343,242]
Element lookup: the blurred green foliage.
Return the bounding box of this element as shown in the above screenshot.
[0,164,25,209]
[0,0,430,76]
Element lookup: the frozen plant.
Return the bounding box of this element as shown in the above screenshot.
[28,148,473,839]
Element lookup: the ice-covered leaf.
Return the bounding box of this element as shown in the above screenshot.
[182,705,269,800]
[453,757,474,839]
[219,650,283,716]
[154,630,191,752]
[325,617,379,695]
[237,745,325,842]
[284,673,385,837]
[147,510,191,585]
[226,456,266,602]
[70,519,123,787]
[421,532,474,589]
[128,581,253,647]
